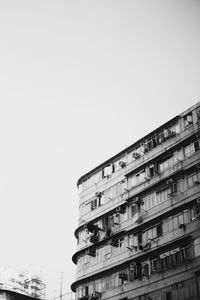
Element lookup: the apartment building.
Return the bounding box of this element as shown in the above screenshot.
[0,267,45,300]
[71,102,200,300]
[0,289,41,300]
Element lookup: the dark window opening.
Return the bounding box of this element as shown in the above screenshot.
[149,165,155,177]
[157,223,162,236]
[194,140,200,152]
[138,232,143,250]
[82,286,89,297]
[166,291,171,300]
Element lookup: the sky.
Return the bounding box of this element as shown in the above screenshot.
[0,0,200,299]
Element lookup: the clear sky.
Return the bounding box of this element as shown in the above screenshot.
[0,0,200,299]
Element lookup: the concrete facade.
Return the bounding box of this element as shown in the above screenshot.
[71,102,200,300]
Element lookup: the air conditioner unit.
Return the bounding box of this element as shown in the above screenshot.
[89,234,99,244]
[136,214,143,224]
[115,204,126,214]
[178,223,186,230]
[115,206,121,213]
[118,273,128,280]
[130,262,136,270]
[95,192,101,197]
[134,196,143,203]
[168,130,176,137]
[133,152,141,159]
[109,238,119,247]
[167,179,174,185]
[86,223,98,233]
[89,292,101,300]
[119,161,126,168]
[196,131,200,138]
[121,204,127,213]
[86,249,96,257]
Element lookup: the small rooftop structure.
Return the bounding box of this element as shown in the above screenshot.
[0,267,45,300]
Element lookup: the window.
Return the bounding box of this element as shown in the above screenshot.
[92,171,101,184]
[171,122,180,134]
[157,223,162,236]
[82,255,90,269]
[141,261,150,277]
[136,169,146,184]
[115,213,120,225]
[144,138,153,152]
[144,192,156,209]
[197,107,200,120]
[82,286,89,297]
[102,165,112,178]
[131,198,144,216]
[177,177,185,193]
[118,237,124,248]
[143,227,156,243]
[160,252,170,269]
[130,169,146,187]
[151,258,160,272]
[91,198,98,210]
[167,179,177,196]
[90,192,103,211]
[147,164,158,178]
[184,113,193,127]
[131,204,137,217]
[194,238,200,257]
[79,228,90,244]
[173,150,183,165]
[103,245,112,260]
[156,188,168,204]
[157,131,165,144]
[159,156,172,172]
[110,237,125,251]
[105,278,110,290]
[162,210,189,234]
[112,182,123,198]
[109,213,120,228]
[159,246,190,270]
[180,246,190,260]
[141,224,161,248]
[163,128,176,140]
[109,215,115,227]
[128,234,138,251]
[138,232,143,250]
[133,263,142,279]
[104,188,111,203]
[187,172,198,187]
[165,291,171,300]
[139,295,149,300]
[191,202,200,219]
[78,183,83,194]
[184,140,199,158]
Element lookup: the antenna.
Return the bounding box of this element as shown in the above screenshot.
[60,272,63,300]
